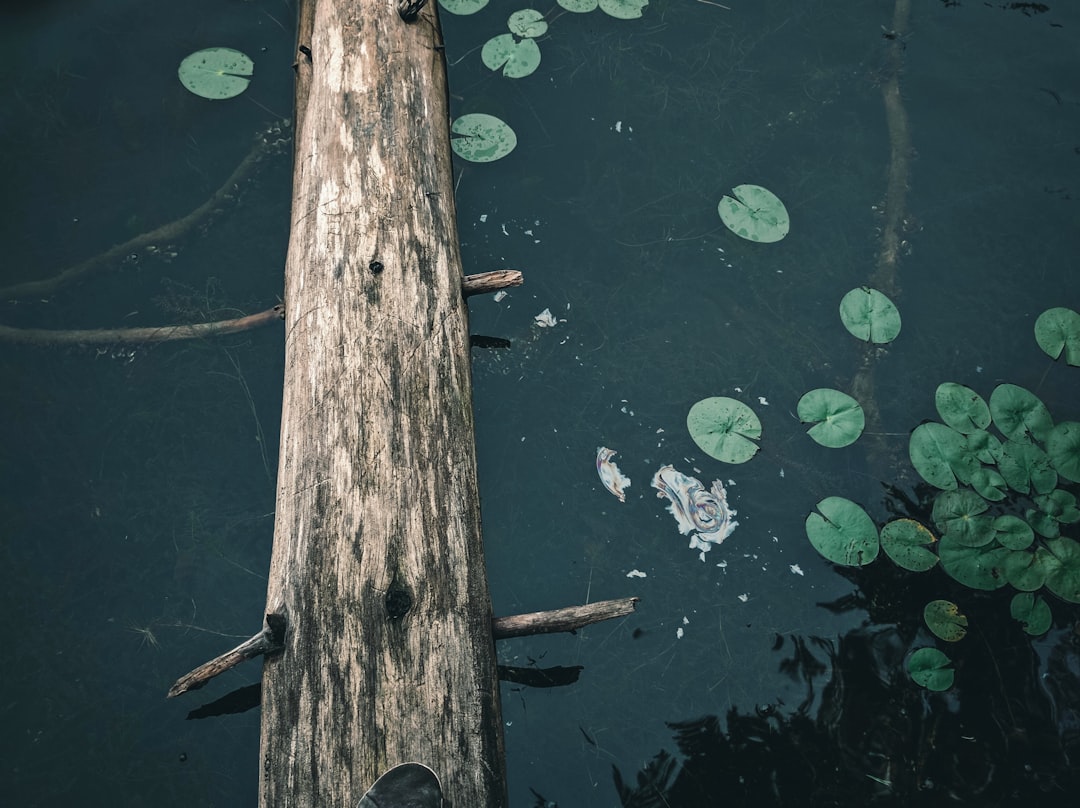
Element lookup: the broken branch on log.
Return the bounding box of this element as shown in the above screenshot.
[0,304,284,346]
[167,612,286,699]
[462,270,522,298]
[167,597,637,700]
[492,597,639,640]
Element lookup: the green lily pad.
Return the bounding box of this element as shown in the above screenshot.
[966,429,1003,464]
[998,439,1057,495]
[482,34,542,78]
[938,534,1010,590]
[1004,547,1051,591]
[686,397,761,464]
[1027,508,1060,539]
[1046,421,1080,483]
[599,0,649,20]
[908,647,954,691]
[932,489,994,547]
[177,48,253,100]
[1034,489,1080,524]
[450,113,517,162]
[909,422,978,490]
[935,383,990,433]
[558,0,598,9]
[969,466,1008,502]
[1043,537,1080,603]
[439,0,490,14]
[717,184,790,243]
[993,515,1034,550]
[923,599,968,642]
[508,9,549,37]
[989,383,1053,444]
[796,388,865,448]
[839,287,901,344]
[1034,307,1080,365]
[880,518,939,572]
[1010,592,1052,636]
[805,496,879,566]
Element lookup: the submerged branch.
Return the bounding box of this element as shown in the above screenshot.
[0,304,284,346]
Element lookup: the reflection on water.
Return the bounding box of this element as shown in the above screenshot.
[1,0,1078,806]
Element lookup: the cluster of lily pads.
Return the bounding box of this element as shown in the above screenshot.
[446,0,649,163]
[686,302,1080,690]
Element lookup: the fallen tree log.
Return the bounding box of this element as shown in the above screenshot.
[258,2,507,805]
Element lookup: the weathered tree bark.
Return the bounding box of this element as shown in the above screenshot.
[260,2,506,807]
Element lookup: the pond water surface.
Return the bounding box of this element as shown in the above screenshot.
[2,1,1078,806]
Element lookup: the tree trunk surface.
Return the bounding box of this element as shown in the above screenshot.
[260,2,506,806]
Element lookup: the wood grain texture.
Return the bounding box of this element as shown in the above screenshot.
[260,2,506,805]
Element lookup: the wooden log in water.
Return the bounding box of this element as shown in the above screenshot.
[259,2,507,805]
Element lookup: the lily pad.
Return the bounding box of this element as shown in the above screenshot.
[1043,536,1080,603]
[1034,489,1080,524]
[923,599,968,642]
[839,287,901,344]
[938,534,1010,590]
[450,113,517,162]
[880,518,939,572]
[1004,547,1051,591]
[686,397,761,464]
[717,184,790,243]
[935,383,990,433]
[908,647,954,691]
[966,429,1003,465]
[558,0,598,9]
[909,422,978,490]
[1010,592,1052,636]
[989,383,1053,444]
[998,439,1057,495]
[805,496,879,566]
[1046,421,1080,483]
[932,489,994,547]
[796,388,865,448]
[1034,307,1080,365]
[599,0,649,20]
[438,0,490,14]
[969,466,1008,502]
[993,515,1034,550]
[177,48,253,100]
[482,34,542,78]
[508,9,549,37]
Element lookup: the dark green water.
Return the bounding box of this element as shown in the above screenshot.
[2,1,1078,806]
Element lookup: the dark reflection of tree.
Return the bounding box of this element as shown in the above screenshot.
[609,490,1080,806]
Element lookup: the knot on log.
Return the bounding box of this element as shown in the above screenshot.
[385,580,413,620]
[398,0,428,22]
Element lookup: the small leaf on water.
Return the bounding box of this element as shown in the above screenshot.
[923,599,968,642]
[717,184,790,243]
[1046,421,1080,483]
[481,33,542,78]
[450,113,517,162]
[686,397,762,464]
[839,287,901,344]
[1043,536,1080,603]
[438,0,491,15]
[805,496,879,566]
[598,0,649,20]
[989,383,1054,444]
[935,382,990,433]
[908,647,954,691]
[880,518,938,572]
[507,9,549,37]
[1034,307,1080,365]
[177,48,254,100]
[1010,592,1052,636]
[796,388,865,448]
